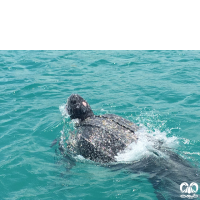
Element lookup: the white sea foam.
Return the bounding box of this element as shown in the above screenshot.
[59,103,69,118]
[115,125,179,162]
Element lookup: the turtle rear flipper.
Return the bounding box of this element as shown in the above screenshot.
[50,138,58,148]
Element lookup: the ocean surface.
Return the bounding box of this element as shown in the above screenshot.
[1,50,200,200]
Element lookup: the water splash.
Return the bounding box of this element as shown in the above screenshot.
[115,125,178,162]
[59,103,69,118]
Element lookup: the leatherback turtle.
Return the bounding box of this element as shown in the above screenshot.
[66,94,138,163]
[54,94,200,199]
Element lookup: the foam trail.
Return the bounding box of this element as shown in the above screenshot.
[115,125,178,162]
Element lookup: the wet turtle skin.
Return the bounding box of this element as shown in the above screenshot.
[66,94,138,163]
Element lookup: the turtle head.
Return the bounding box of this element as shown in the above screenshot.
[66,94,94,121]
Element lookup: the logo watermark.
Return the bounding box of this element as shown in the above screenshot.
[180,182,198,199]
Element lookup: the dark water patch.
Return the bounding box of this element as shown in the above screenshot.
[89,59,111,67]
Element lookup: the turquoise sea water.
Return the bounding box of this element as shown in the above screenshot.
[1,50,200,200]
